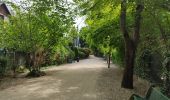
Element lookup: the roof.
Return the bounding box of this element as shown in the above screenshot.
[0,3,11,15]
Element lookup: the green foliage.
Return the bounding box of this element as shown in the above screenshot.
[75,0,170,94]
[73,47,91,59]
[78,48,91,58]
[0,0,76,51]
[67,48,75,60]
[135,49,152,79]
[78,51,86,59]
[77,0,124,65]
[52,44,69,65]
[73,47,79,59]
[132,0,170,95]
[112,48,124,66]
[0,0,169,95]
[162,55,170,96]
[0,0,79,76]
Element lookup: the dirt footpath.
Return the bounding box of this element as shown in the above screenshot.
[0,55,150,100]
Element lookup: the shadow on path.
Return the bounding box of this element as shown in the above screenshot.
[0,55,150,100]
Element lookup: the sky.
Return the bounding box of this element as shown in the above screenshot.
[10,0,86,30]
[75,16,86,31]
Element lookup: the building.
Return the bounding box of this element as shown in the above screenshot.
[0,3,11,20]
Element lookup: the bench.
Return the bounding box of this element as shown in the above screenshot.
[129,86,170,100]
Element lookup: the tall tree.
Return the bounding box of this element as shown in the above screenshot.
[120,0,144,89]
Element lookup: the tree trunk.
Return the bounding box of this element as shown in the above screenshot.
[120,0,143,89]
[121,40,136,89]
[108,47,111,68]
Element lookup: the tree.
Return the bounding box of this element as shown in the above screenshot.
[0,0,76,76]
[120,0,144,89]
[75,0,143,88]
[76,0,124,61]
[73,0,170,91]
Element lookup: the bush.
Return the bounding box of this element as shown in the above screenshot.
[78,51,86,59]
[135,48,163,83]
[51,46,91,64]
[52,45,69,65]
[55,53,67,65]
[0,57,8,76]
[78,48,91,58]
[82,48,91,56]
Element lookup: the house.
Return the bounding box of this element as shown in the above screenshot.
[0,3,11,20]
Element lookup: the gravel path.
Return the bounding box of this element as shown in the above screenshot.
[0,55,150,100]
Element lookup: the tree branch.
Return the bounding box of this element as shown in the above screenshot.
[133,3,144,46]
[120,0,130,42]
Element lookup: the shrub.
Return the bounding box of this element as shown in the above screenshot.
[55,53,67,65]
[82,48,91,56]
[51,45,69,65]
[78,51,86,59]
[78,48,91,58]
[135,48,163,83]
[51,45,77,64]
